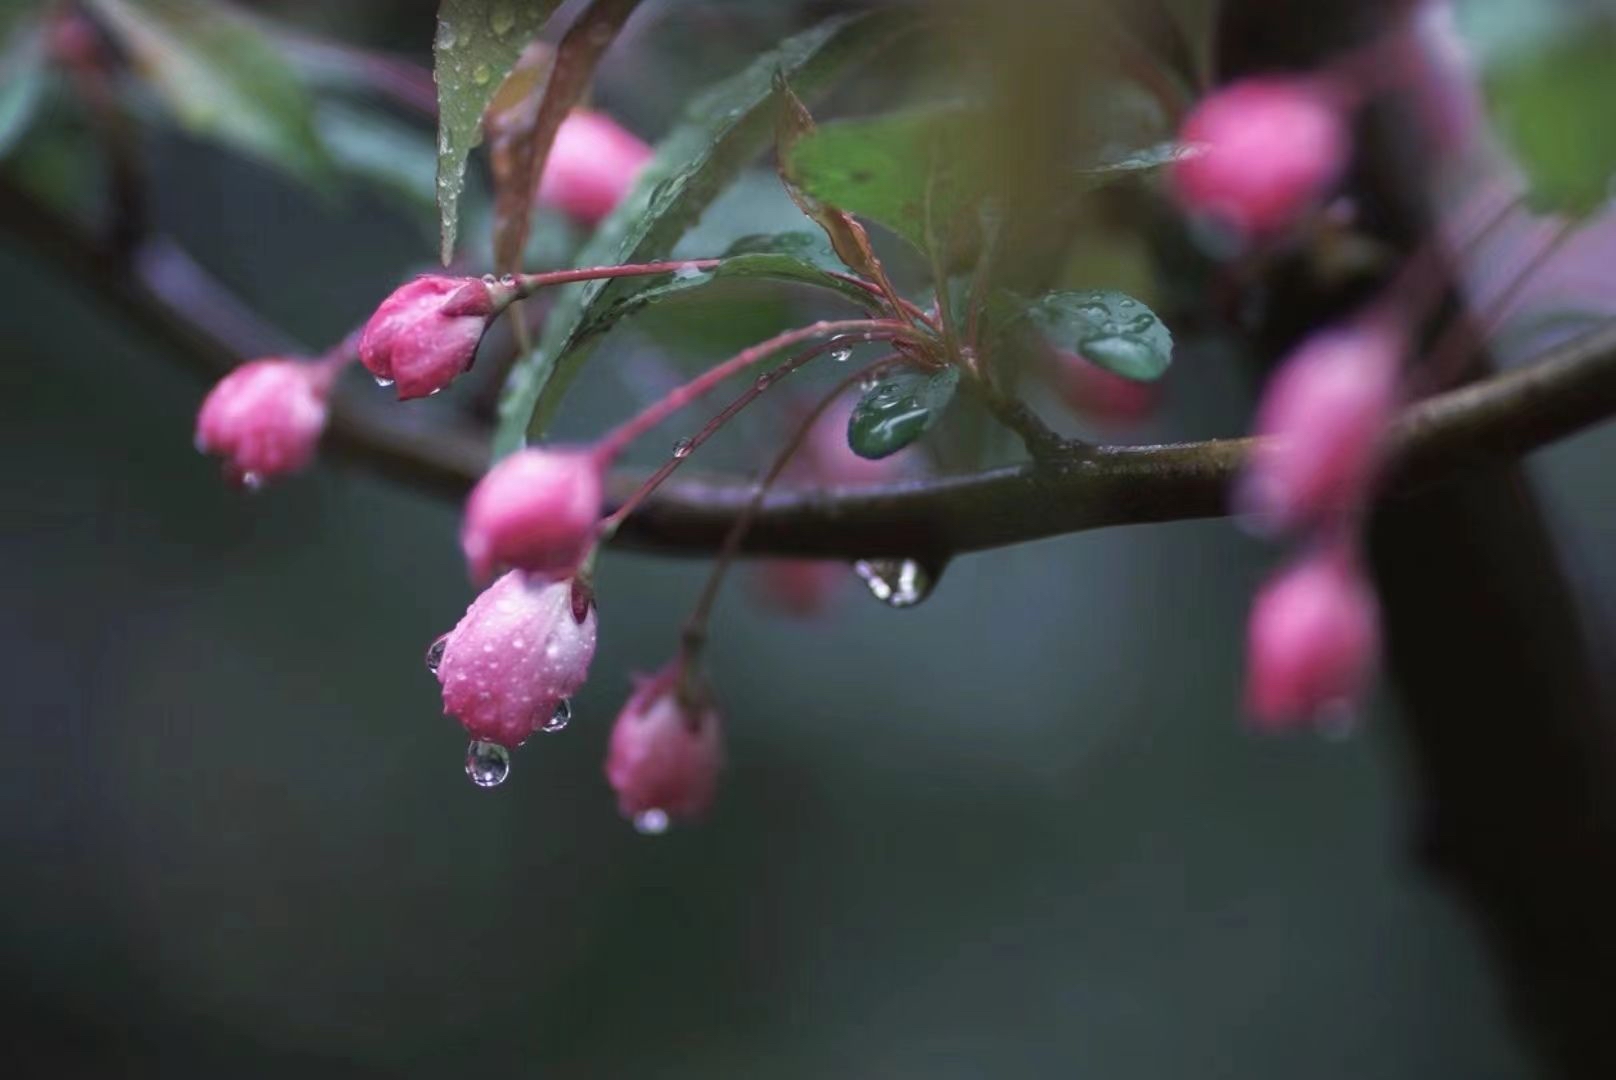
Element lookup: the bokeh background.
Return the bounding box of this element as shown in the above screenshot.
[4,0,1614,1075]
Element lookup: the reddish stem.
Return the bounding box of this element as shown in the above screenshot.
[512,259,722,297]
[592,318,920,466]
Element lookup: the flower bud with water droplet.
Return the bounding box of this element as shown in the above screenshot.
[1048,349,1161,431]
[194,358,334,486]
[1236,319,1404,535]
[436,572,598,748]
[536,110,653,226]
[604,666,723,827]
[461,447,605,580]
[359,275,499,401]
[1170,76,1350,245]
[1245,545,1380,731]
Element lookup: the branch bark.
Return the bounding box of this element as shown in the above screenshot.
[3,177,1615,560]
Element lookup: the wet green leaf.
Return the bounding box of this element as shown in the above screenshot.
[493,9,912,455]
[433,0,563,262]
[1022,289,1172,381]
[89,0,332,185]
[847,366,960,459]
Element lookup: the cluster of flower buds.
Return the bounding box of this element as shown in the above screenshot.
[1236,315,1405,732]
[1169,75,1353,247]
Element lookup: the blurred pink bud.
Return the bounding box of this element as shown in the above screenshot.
[1049,349,1162,429]
[605,666,723,828]
[436,572,598,748]
[537,110,653,227]
[1237,320,1404,533]
[359,276,494,400]
[194,358,332,487]
[461,447,605,581]
[754,559,845,616]
[1170,77,1350,242]
[1246,547,1381,730]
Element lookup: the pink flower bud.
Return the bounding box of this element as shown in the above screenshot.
[754,559,845,616]
[1049,349,1162,429]
[436,572,598,748]
[194,358,332,487]
[605,666,723,828]
[537,110,653,227]
[1246,547,1381,730]
[358,276,494,400]
[1237,320,1404,533]
[1170,77,1350,242]
[461,447,605,581]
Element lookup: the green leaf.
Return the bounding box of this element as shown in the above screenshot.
[847,365,960,459]
[493,9,911,456]
[316,101,441,226]
[89,0,332,186]
[433,0,563,263]
[1021,289,1173,381]
[1481,24,1616,216]
[0,20,47,160]
[785,105,986,255]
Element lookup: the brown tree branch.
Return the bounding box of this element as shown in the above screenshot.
[3,176,1615,559]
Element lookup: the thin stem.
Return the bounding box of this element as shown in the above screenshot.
[680,357,902,660]
[592,318,920,464]
[826,270,938,326]
[597,334,883,536]
[510,258,722,298]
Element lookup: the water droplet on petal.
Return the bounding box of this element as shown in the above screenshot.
[425,634,449,676]
[633,808,670,835]
[465,740,510,787]
[852,557,937,608]
[373,374,395,389]
[480,273,499,285]
[671,438,694,459]
[542,698,571,733]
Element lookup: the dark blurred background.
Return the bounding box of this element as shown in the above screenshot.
[4,0,1614,1075]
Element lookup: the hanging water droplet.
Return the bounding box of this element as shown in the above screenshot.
[424,634,449,676]
[852,557,937,608]
[373,374,395,389]
[633,808,670,835]
[465,740,510,787]
[829,346,853,363]
[543,698,572,733]
[671,438,694,459]
[238,470,264,492]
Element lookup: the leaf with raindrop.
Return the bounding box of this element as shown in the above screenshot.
[847,366,960,459]
[433,0,563,263]
[1020,289,1172,381]
[88,0,333,187]
[493,8,914,455]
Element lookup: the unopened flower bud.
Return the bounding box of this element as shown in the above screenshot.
[538,110,653,226]
[1237,320,1404,534]
[1049,349,1162,429]
[1171,76,1350,243]
[461,447,605,581]
[194,358,332,486]
[605,666,723,827]
[436,572,598,748]
[1246,547,1381,730]
[359,276,496,400]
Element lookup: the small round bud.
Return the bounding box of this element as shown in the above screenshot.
[194,358,332,485]
[359,276,494,400]
[1246,547,1381,730]
[436,572,598,748]
[1237,320,1403,534]
[605,666,723,825]
[461,447,605,581]
[1170,76,1350,243]
[1048,349,1162,430]
[537,110,653,226]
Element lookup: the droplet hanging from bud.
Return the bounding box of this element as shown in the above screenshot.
[465,740,511,787]
[633,808,670,835]
[424,634,448,675]
[543,698,572,733]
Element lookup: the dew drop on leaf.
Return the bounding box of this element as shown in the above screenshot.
[465,740,510,787]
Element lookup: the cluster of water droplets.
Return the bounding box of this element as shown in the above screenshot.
[425,634,574,789]
[852,558,938,608]
[1074,296,1162,375]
